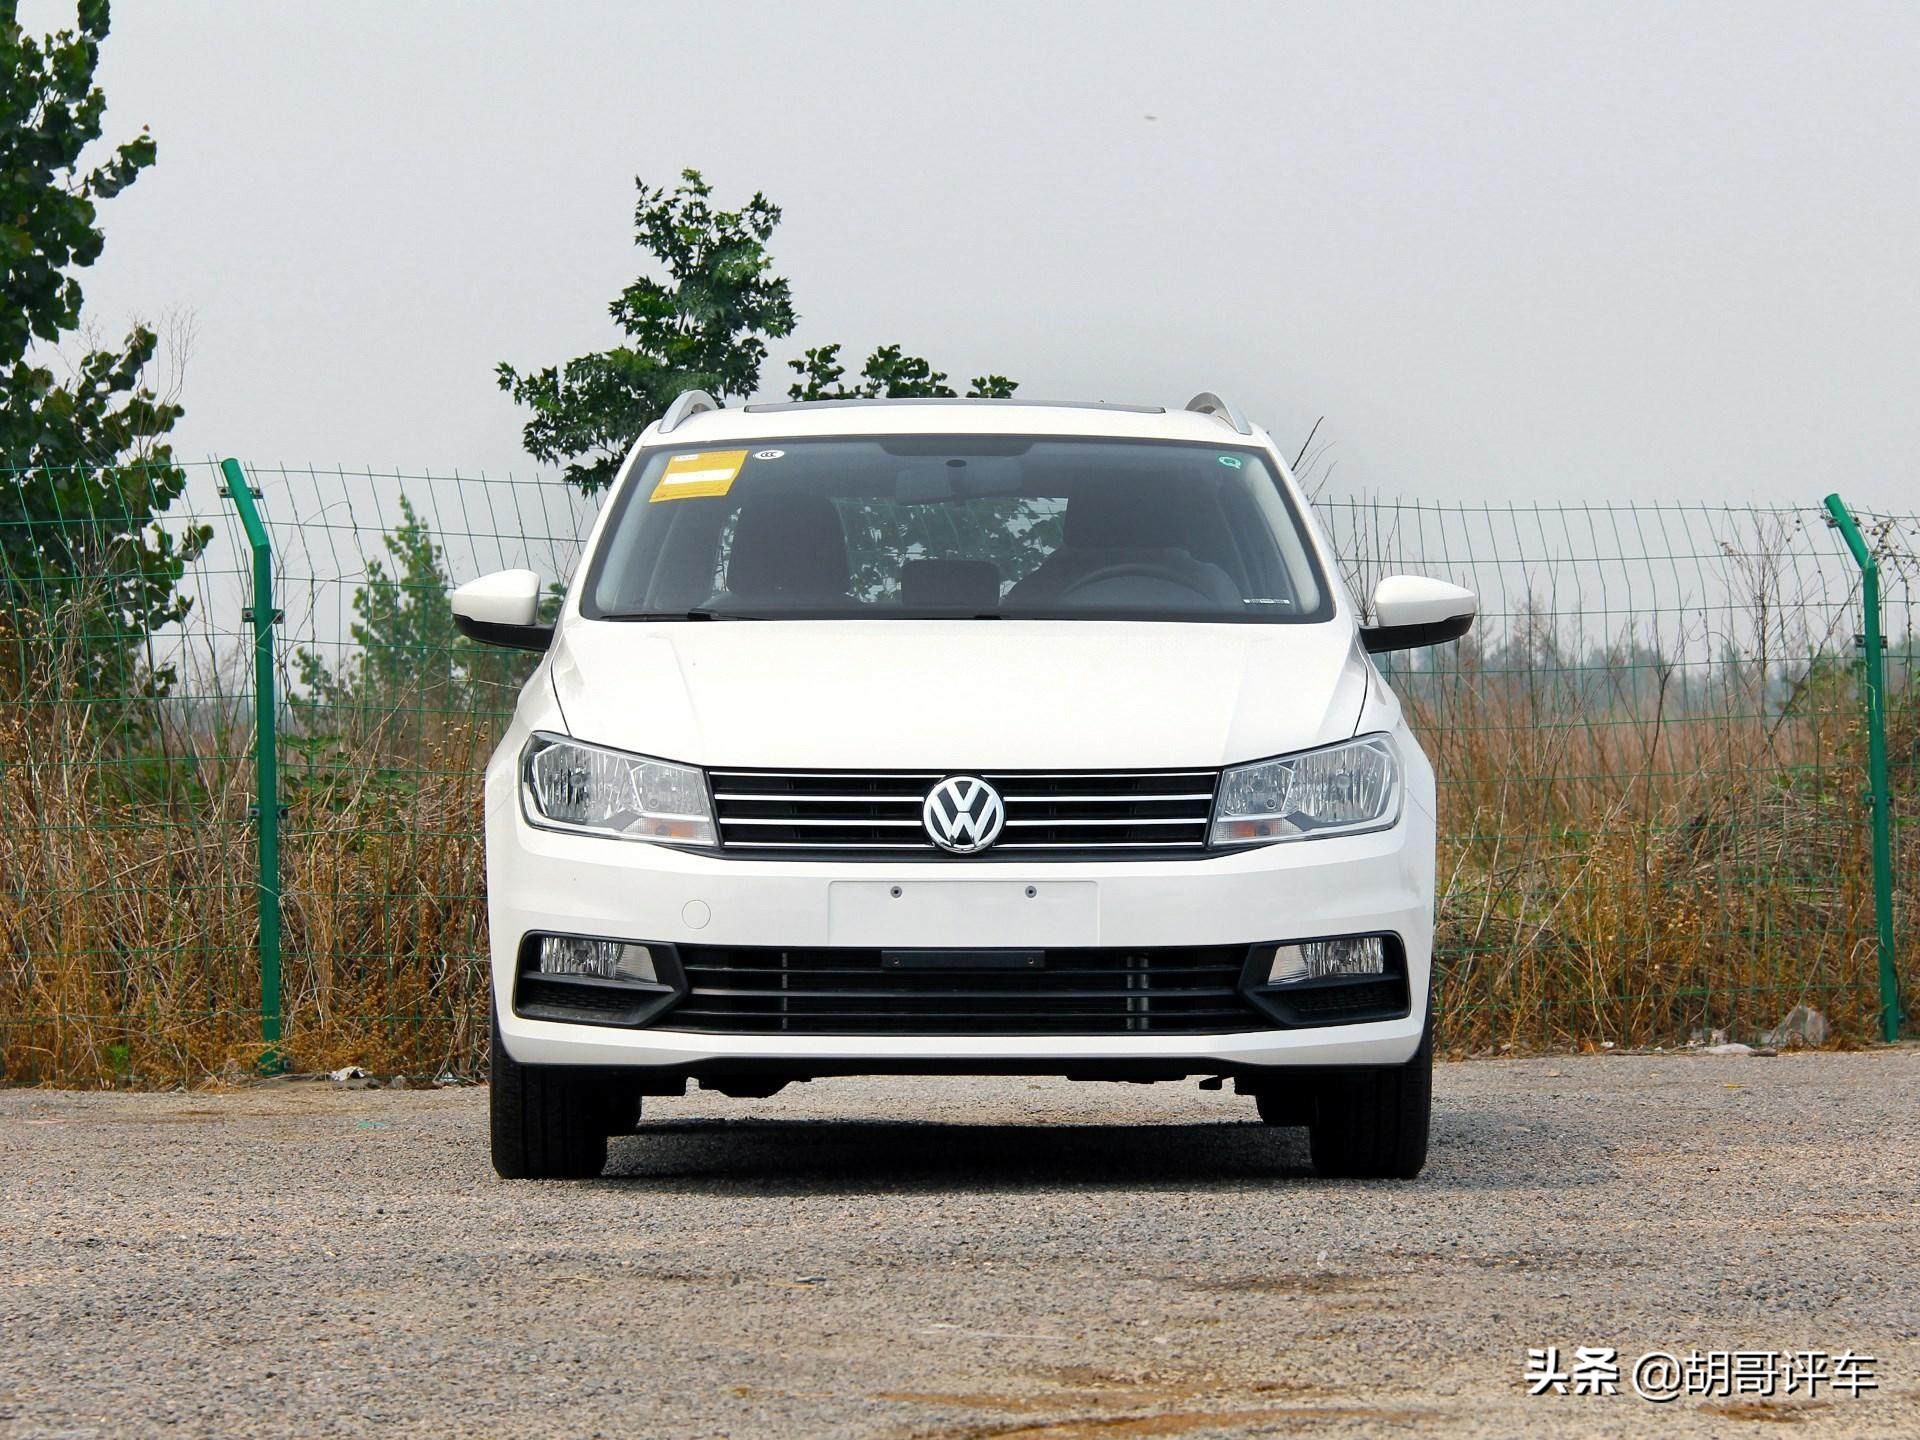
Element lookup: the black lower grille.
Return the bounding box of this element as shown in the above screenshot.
[516,976,658,1024]
[1244,971,1411,1027]
[1277,979,1405,1018]
[659,946,1271,1035]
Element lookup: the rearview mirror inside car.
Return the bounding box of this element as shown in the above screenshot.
[451,569,553,651]
[1361,575,1476,653]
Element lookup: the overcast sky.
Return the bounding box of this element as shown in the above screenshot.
[45,0,1920,509]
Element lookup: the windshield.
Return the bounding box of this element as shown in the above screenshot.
[581,436,1331,623]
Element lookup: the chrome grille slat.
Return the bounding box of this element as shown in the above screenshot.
[722,817,926,827]
[722,840,936,850]
[713,792,929,803]
[1002,817,1198,828]
[996,840,1210,849]
[709,770,944,780]
[984,770,1218,780]
[710,766,1220,859]
[999,792,1214,804]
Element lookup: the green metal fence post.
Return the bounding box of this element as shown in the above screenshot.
[219,458,285,1073]
[1824,493,1903,1042]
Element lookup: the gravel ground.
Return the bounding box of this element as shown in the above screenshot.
[2,1049,1916,1439]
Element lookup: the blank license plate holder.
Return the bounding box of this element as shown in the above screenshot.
[827,881,1098,947]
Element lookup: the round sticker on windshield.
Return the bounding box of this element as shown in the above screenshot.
[753,449,785,461]
[1217,454,1243,468]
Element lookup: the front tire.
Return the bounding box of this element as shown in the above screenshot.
[489,1007,614,1180]
[1305,1011,1433,1180]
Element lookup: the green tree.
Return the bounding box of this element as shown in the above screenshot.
[786,342,1016,402]
[296,496,527,719]
[500,169,1018,494]
[0,0,206,698]
[497,170,798,494]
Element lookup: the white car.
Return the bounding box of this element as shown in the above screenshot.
[454,392,1475,1180]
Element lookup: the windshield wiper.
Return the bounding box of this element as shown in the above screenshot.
[599,608,759,621]
[600,608,1010,621]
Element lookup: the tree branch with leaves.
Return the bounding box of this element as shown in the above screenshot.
[497,170,797,493]
[499,169,1017,493]
[1,0,206,701]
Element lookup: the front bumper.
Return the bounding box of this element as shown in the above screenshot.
[488,799,1434,1072]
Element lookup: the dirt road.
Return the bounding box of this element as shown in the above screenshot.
[3,1050,1915,1437]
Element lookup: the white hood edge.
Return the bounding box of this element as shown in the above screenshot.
[545,618,1368,771]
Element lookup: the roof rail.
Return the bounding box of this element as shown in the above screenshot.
[1185,392,1252,436]
[659,389,721,434]
[742,397,1168,415]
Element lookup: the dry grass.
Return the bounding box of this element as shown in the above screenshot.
[2,627,1911,1088]
[1416,669,1903,1052]
[271,716,495,1078]
[0,641,259,1084]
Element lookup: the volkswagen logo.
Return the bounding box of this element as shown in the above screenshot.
[922,775,1006,854]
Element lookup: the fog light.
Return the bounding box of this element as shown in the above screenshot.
[1265,936,1386,984]
[535,935,659,984]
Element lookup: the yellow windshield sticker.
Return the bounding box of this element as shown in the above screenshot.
[650,450,748,502]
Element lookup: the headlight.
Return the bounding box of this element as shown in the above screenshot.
[520,733,716,846]
[1211,733,1400,846]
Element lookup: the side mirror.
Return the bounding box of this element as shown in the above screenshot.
[1361,575,1476,654]
[451,569,553,651]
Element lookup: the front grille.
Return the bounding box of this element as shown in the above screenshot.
[660,946,1269,1035]
[708,767,1220,858]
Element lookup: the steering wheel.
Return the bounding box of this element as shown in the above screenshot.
[1056,561,1222,605]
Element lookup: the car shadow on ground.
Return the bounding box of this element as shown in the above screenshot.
[595,1109,1608,1194]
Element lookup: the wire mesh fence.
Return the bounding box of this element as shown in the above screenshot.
[2,460,1910,1084]
[250,465,588,1079]
[1318,496,1910,1050]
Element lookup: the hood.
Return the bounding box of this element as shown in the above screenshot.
[548,619,1368,770]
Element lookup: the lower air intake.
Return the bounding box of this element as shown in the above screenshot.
[658,946,1269,1036]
